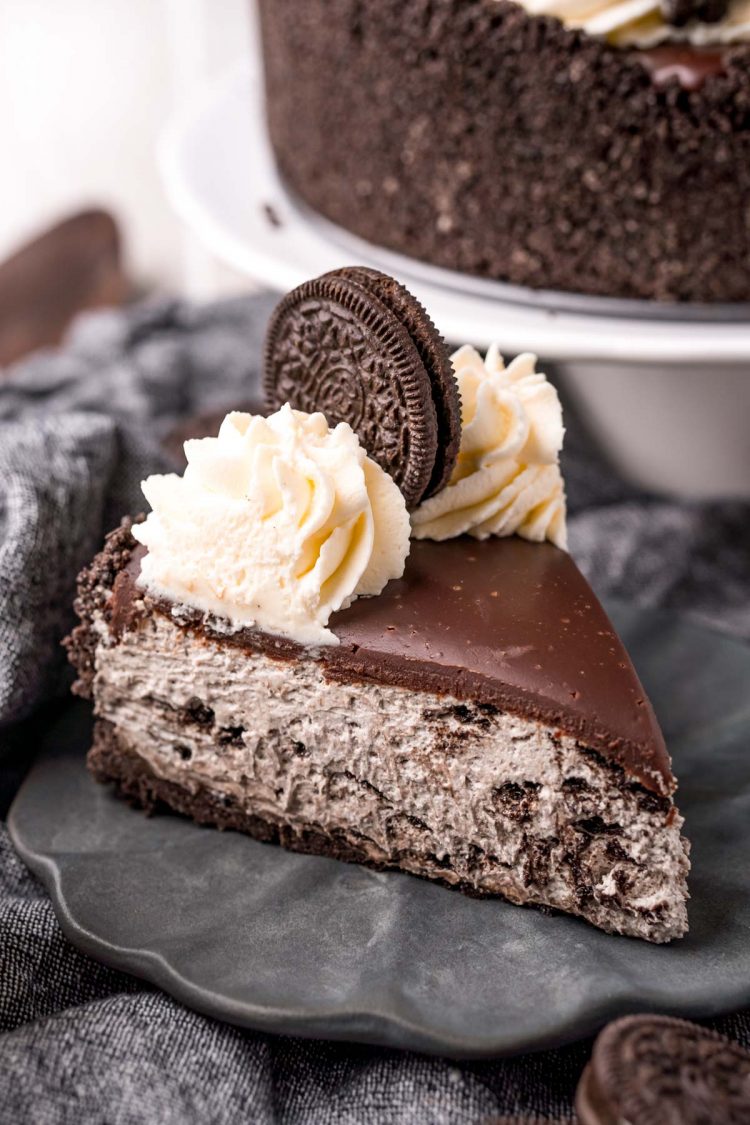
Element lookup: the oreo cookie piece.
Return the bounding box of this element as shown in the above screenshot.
[660,0,728,22]
[576,1015,750,1125]
[263,268,459,509]
[330,267,461,499]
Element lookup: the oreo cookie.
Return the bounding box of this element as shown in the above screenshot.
[263,267,459,509]
[331,267,461,499]
[576,1015,750,1125]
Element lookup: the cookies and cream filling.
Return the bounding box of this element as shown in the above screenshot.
[515,0,750,47]
[90,607,689,943]
[133,405,410,646]
[411,346,567,549]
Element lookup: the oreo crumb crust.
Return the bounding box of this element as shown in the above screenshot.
[63,517,139,696]
[576,1015,750,1124]
[264,270,457,508]
[258,0,750,303]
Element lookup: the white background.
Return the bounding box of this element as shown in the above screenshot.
[0,0,252,297]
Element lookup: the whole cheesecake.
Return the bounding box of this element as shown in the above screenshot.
[258,0,750,302]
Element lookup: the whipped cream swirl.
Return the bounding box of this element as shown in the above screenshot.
[516,0,750,46]
[134,405,411,646]
[411,345,567,549]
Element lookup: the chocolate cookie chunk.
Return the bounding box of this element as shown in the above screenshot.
[263,268,458,508]
[660,0,728,23]
[576,1015,750,1125]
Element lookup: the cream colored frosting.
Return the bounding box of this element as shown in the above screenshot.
[411,345,567,549]
[517,0,750,46]
[133,405,411,646]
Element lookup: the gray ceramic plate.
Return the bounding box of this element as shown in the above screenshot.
[9,603,750,1058]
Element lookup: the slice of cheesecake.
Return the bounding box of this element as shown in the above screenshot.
[67,518,689,943]
[65,269,689,943]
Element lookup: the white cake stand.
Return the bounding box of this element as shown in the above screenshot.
[158,62,750,499]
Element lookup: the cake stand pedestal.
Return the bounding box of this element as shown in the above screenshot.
[157,61,750,500]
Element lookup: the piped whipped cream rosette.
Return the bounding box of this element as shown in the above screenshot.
[134,405,411,646]
[411,344,567,549]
